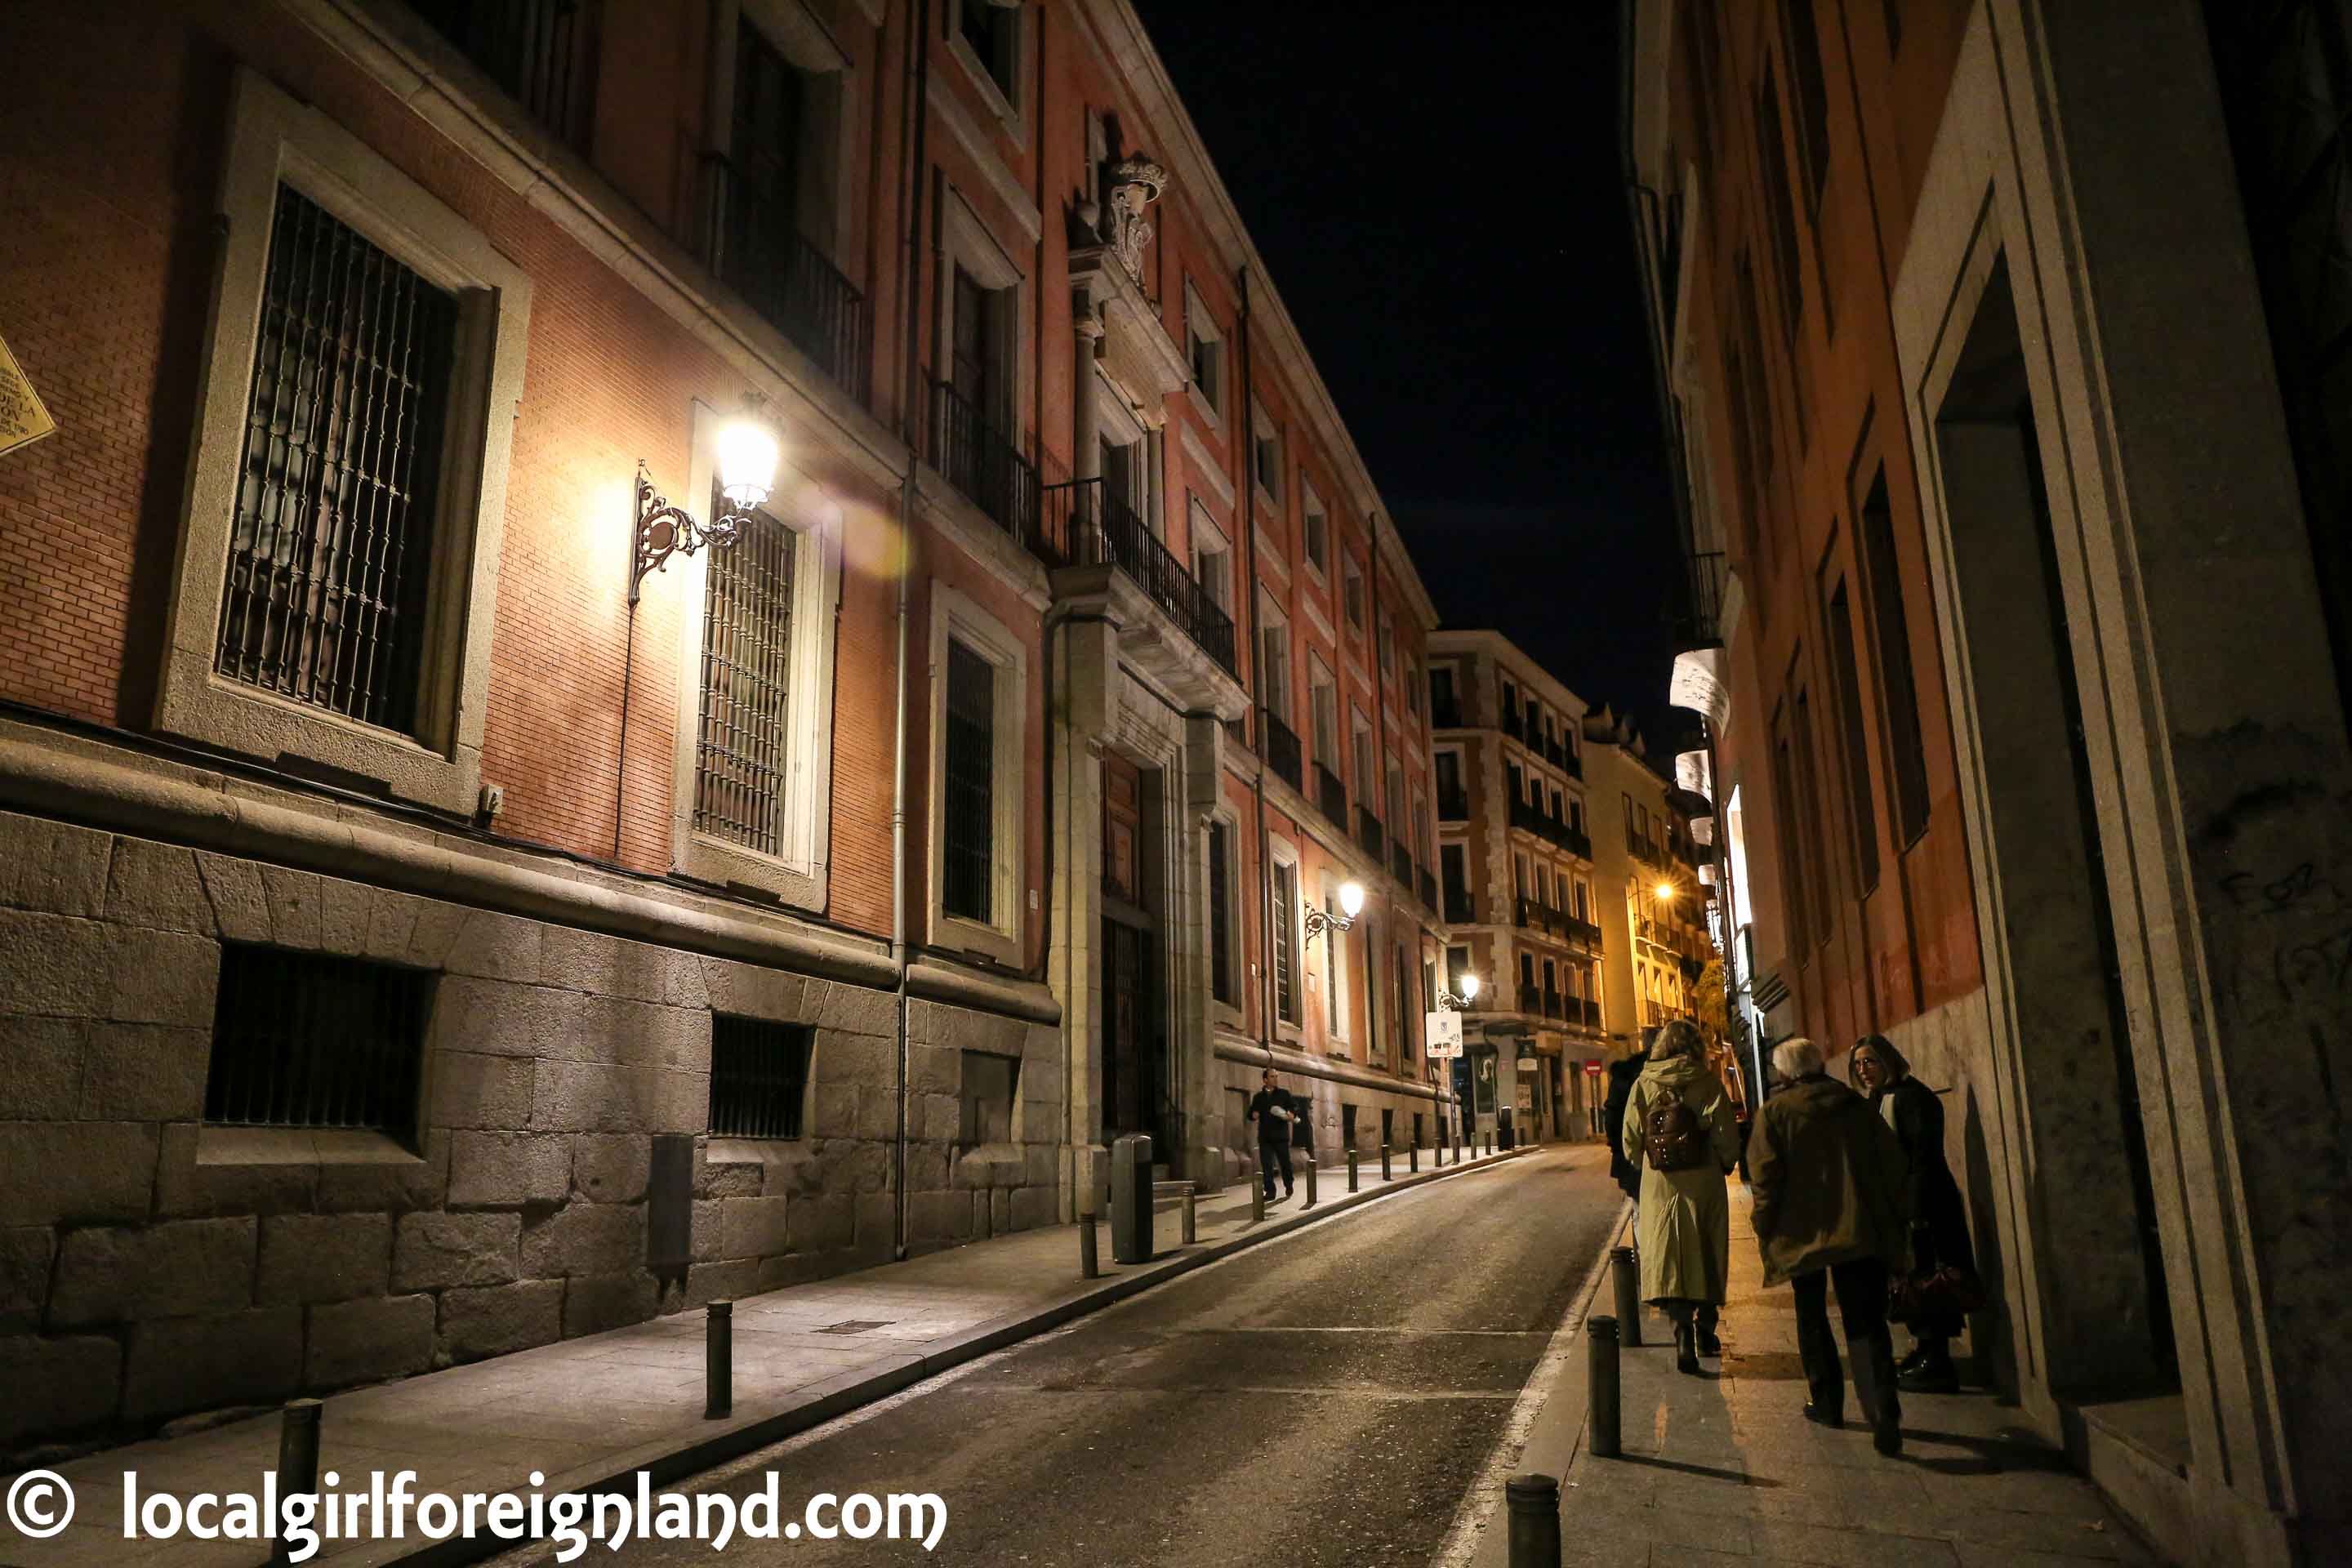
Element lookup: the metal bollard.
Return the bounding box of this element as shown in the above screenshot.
[1080,1211,1099,1278]
[705,1301,733,1419]
[1347,1146,1360,1193]
[1182,1188,1196,1245]
[1305,1157,1318,1208]
[1409,1143,1419,1174]
[1587,1315,1623,1459]
[1610,1245,1642,1348]
[1380,1143,1392,1182]
[1505,1472,1563,1568]
[269,1399,323,1565]
[1252,1180,1266,1223]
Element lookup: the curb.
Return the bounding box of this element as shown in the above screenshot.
[383,1143,1541,1567]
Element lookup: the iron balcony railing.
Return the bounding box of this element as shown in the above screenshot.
[1543,990,1563,1021]
[1389,840,1414,887]
[1443,886,1475,924]
[1437,787,1469,822]
[933,379,1041,540]
[1544,738,1566,766]
[1566,749,1584,780]
[1356,804,1385,862]
[1314,762,1348,828]
[1419,866,1438,913]
[1508,797,1544,837]
[1517,983,1542,1015]
[1564,826,1593,860]
[1580,998,1602,1026]
[1566,915,1604,951]
[1258,706,1303,793]
[703,153,871,407]
[1038,477,1236,673]
[1501,711,1524,742]
[413,0,599,149]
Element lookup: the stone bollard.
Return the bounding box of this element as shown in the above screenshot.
[1080,1210,1099,1277]
[1380,1143,1392,1182]
[269,1399,323,1565]
[705,1301,733,1419]
[1587,1316,1622,1459]
[1347,1146,1360,1193]
[1182,1188,1197,1245]
[1505,1472,1563,1568]
[1610,1245,1642,1348]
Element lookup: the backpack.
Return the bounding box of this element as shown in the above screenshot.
[1644,1095,1708,1172]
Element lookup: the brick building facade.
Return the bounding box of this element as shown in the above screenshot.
[1626,1,2352,1560]
[0,0,1451,1452]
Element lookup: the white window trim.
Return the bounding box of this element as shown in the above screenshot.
[157,69,530,817]
[1321,869,1352,1048]
[1183,278,1226,430]
[1299,476,1330,581]
[1209,809,1245,1028]
[946,0,1027,137]
[1268,831,1306,1039]
[1257,593,1293,724]
[669,401,844,910]
[935,185,1027,441]
[925,584,1027,966]
[1341,555,1367,630]
[1189,497,1232,615]
[1307,655,1340,775]
[1250,401,1283,510]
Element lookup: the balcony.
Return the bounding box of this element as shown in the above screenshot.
[1039,478,1236,673]
[1314,762,1348,829]
[1564,826,1593,860]
[1508,797,1545,837]
[1544,738,1566,766]
[933,380,1041,540]
[415,0,599,149]
[1518,983,1542,1015]
[1389,840,1414,887]
[1419,866,1439,913]
[1543,990,1563,1021]
[1501,712,1525,742]
[703,154,871,406]
[1673,549,1731,651]
[1437,787,1469,822]
[1356,804,1385,862]
[1258,707,1303,794]
[1580,998,1602,1027]
[1431,697,1463,729]
[1444,886,1476,924]
[1566,749,1584,780]
[1565,916,1604,951]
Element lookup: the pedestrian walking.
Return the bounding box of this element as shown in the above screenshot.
[1620,1019,1741,1374]
[1603,1027,1657,1202]
[1246,1068,1299,1202]
[1746,1037,1913,1455]
[1852,1033,1980,1393]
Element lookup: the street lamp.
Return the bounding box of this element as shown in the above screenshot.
[1303,879,1365,943]
[1655,880,1677,901]
[1437,971,1480,1010]
[630,406,781,604]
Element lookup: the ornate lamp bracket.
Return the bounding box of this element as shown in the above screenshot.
[630,461,746,604]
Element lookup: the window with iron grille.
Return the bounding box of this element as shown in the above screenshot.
[1272,859,1300,1023]
[216,184,457,736]
[942,636,997,923]
[693,501,797,857]
[1209,818,1236,1004]
[204,945,429,1145]
[709,1015,812,1139]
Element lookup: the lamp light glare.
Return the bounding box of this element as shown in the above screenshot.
[1459,973,1480,1000]
[1338,880,1365,919]
[715,417,780,512]
[1655,881,1677,901]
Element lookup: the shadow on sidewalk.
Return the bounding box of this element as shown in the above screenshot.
[1610,1454,1778,1486]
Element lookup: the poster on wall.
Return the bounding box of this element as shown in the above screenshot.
[1473,1051,1496,1114]
[0,332,56,461]
[1425,1009,1463,1058]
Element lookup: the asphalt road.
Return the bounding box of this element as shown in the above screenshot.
[489,1144,1623,1568]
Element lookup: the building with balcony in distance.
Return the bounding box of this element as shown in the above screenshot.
[1581,708,1711,1061]
[1625,1,2352,1560]
[0,0,1452,1454]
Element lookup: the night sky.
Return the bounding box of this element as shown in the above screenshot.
[1132,0,1692,753]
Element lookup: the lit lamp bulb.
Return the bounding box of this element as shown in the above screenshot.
[1338,880,1365,919]
[1459,973,1480,1001]
[715,415,780,517]
[1655,881,1677,901]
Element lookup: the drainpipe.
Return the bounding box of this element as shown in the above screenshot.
[1236,267,1275,1064]
[890,0,933,1263]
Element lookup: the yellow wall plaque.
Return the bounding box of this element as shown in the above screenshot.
[0,332,57,460]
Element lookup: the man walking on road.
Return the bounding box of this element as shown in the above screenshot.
[1247,1068,1300,1201]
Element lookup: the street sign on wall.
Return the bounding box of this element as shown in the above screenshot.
[1516,1057,1539,1072]
[1425,1009,1463,1058]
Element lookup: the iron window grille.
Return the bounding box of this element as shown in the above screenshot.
[412,0,601,149]
[942,637,997,923]
[204,945,429,1145]
[1272,860,1300,1024]
[709,1015,812,1139]
[1209,819,1235,1004]
[693,496,796,857]
[216,184,457,736]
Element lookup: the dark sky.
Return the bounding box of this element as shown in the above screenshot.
[1132,0,1691,751]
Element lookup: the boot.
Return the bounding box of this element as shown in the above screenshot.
[1695,1317,1722,1358]
[1898,1352,1960,1395]
[1895,1343,1928,1377]
[1675,1321,1700,1375]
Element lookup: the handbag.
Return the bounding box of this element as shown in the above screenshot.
[1888,1264,1987,1325]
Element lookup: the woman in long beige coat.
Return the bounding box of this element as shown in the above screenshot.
[1620,1019,1743,1373]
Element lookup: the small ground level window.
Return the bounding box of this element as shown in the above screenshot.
[710,1015,813,1139]
[206,945,430,1145]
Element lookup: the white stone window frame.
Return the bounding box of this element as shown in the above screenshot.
[1268,830,1307,1039]
[934,185,1028,443]
[667,400,843,910]
[709,0,862,278]
[1299,475,1330,582]
[1320,867,1353,1049]
[925,583,1028,967]
[1257,591,1294,725]
[1183,278,1226,430]
[157,68,531,817]
[1208,807,1246,1029]
[947,0,1028,138]
[1250,400,1284,510]
[1342,554,1367,630]
[1093,376,1162,534]
[1188,496,1233,616]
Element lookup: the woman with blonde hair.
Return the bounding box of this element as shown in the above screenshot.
[1619,1018,1742,1373]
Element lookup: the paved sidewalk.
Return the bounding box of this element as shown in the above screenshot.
[2,1143,1523,1568]
[1513,1186,2156,1568]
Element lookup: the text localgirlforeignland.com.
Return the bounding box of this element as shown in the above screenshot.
[106,1469,949,1561]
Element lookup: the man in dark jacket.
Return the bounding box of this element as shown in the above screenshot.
[1246,1069,1299,1201]
[1747,1036,1912,1456]
[1603,1029,1656,1200]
